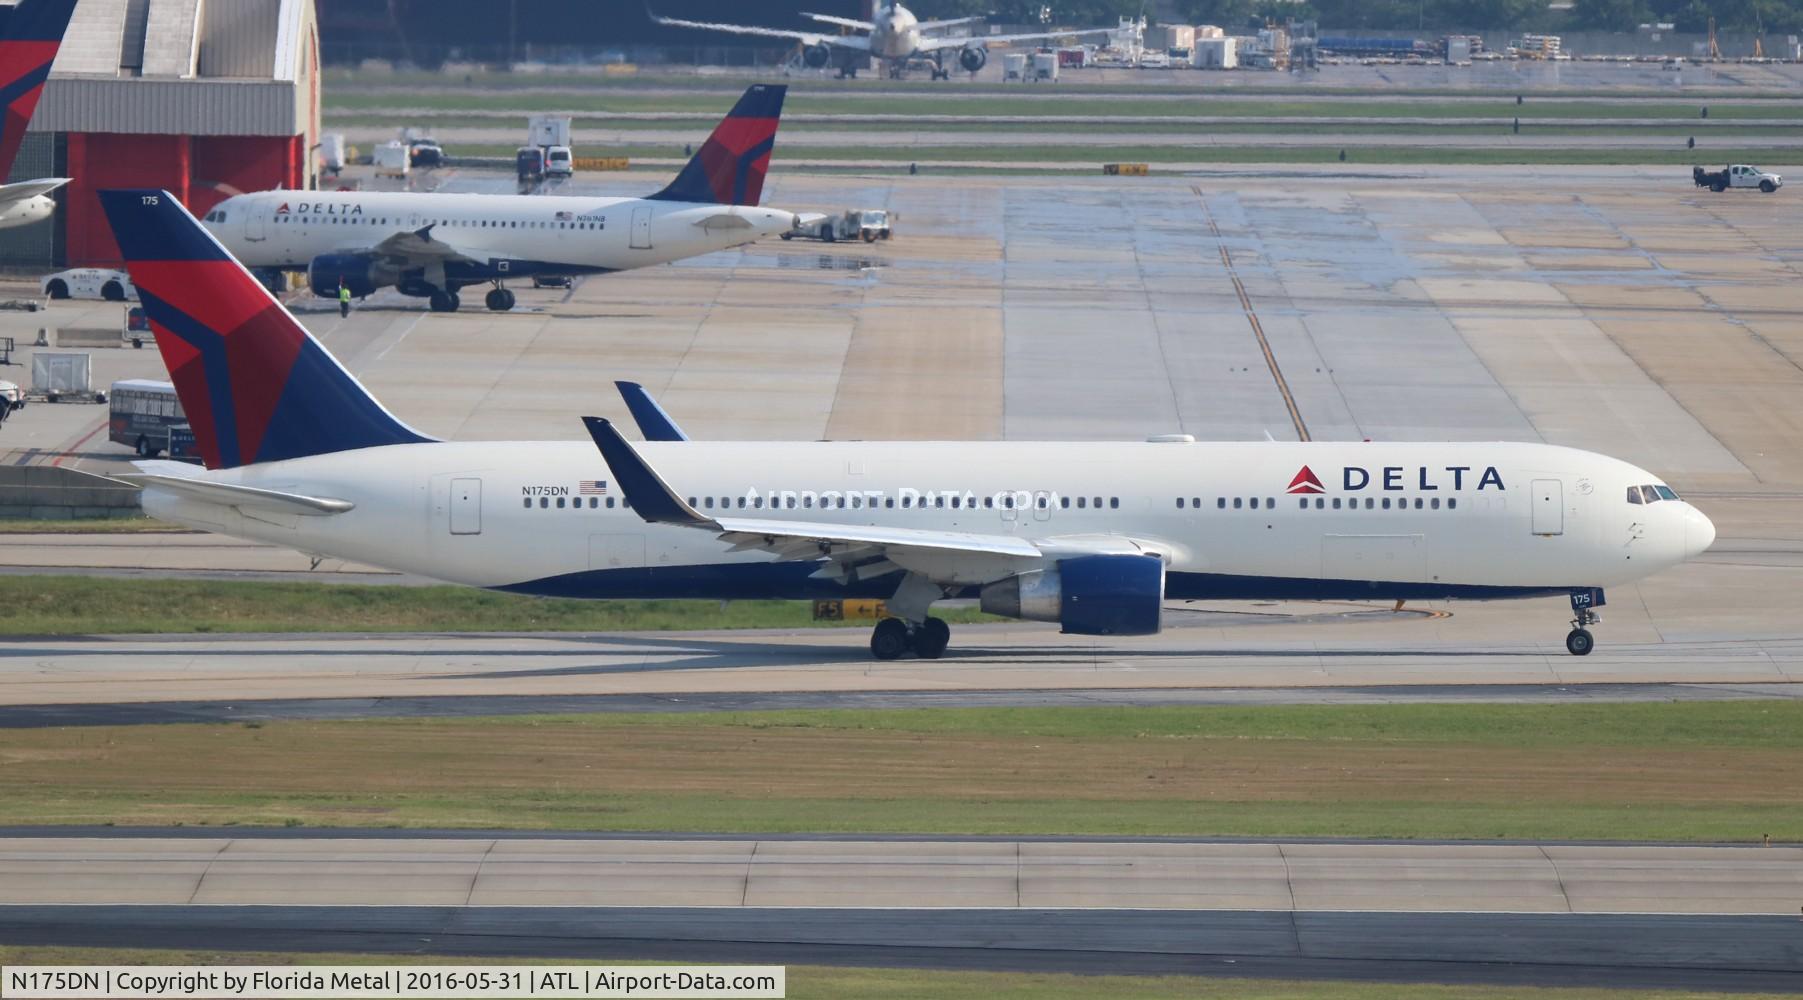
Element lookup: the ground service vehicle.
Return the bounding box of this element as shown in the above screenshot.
[545,145,574,178]
[1693,164,1782,192]
[42,268,134,301]
[372,141,410,179]
[109,379,193,458]
[516,146,546,184]
[783,209,893,242]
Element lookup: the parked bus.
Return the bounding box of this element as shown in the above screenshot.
[109,379,197,460]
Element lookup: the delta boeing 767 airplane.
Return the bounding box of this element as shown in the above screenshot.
[101,189,1715,660]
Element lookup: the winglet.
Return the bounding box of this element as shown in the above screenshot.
[614,381,689,442]
[581,416,711,527]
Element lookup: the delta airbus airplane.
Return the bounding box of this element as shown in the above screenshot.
[0,0,78,229]
[200,85,795,313]
[102,189,1716,661]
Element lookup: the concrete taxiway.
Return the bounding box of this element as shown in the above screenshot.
[1,835,1797,989]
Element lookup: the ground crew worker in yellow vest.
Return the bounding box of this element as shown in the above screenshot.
[338,280,352,318]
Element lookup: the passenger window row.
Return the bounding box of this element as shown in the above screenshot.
[268,215,601,231]
[1299,496,1455,510]
[523,496,629,510]
[1626,484,1679,504]
[681,494,1120,511]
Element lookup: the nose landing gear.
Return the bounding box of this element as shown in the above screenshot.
[1565,589,1604,656]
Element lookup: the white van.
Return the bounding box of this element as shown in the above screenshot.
[545,145,574,178]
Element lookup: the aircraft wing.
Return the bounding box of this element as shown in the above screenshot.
[581,416,1160,586]
[0,177,69,205]
[368,224,481,265]
[800,11,873,30]
[651,13,869,51]
[914,15,984,32]
[925,25,1114,50]
[114,470,355,516]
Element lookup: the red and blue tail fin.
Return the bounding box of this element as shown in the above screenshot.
[98,189,432,471]
[0,0,76,180]
[646,84,785,207]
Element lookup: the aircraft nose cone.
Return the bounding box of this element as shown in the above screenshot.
[1684,507,1716,559]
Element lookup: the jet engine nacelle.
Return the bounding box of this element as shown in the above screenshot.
[958,45,988,72]
[803,43,833,68]
[979,554,1164,636]
[307,254,382,298]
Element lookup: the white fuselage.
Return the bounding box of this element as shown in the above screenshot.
[870,5,923,59]
[140,439,1712,602]
[203,190,798,275]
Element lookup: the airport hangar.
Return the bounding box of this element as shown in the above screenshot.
[0,0,320,270]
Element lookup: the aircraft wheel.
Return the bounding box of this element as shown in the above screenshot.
[449,292,462,311]
[913,617,950,659]
[428,291,457,313]
[485,288,515,311]
[870,618,910,660]
[1565,628,1594,656]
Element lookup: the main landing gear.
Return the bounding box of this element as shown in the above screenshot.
[868,572,952,660]
[427,290,462,313]
[870,616,950,660]
[1565,589,1604,656]
[484,284,516,312]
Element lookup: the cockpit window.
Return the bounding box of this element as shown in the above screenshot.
[1654,485,1679,501]
[1626,486,1643,505]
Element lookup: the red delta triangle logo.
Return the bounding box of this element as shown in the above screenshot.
[275,203,290,214]
[1286,466,1325,494]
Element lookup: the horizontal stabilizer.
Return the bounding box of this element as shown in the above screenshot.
[114,473,354,516]
[0,177,67,205]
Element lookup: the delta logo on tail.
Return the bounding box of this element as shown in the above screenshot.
[98,189,430,470]
[0,0,77,178]
[647,84,785,207]
[1286,466,1324,494]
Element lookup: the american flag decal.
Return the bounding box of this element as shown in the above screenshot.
[579,480,608,495]
[555,211,574,221]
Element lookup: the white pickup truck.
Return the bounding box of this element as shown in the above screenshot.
[1693,164,1783,193]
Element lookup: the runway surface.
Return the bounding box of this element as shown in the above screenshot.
[7,681,1802,728]
[1,835,1797,989]
[2,558,1798,711]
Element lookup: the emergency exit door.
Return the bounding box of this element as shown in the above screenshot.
[449,478,482,535]
[630,206,652,249]
[1530,479,1563,536]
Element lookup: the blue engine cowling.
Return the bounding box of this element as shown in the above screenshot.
[958,45,987,72]
[979,554,1164,636]
[307,254,381,298]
